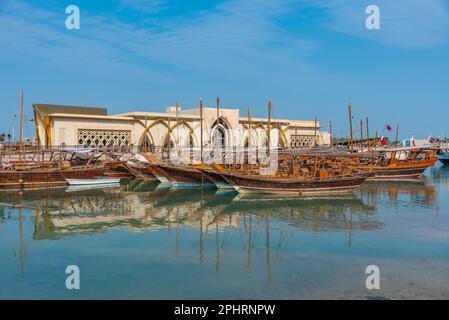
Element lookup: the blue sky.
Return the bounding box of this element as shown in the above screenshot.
[0,0,448,139]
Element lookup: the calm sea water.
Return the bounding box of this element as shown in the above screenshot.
[1,166,448,300]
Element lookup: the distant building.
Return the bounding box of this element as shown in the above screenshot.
[402,138,434,147]
[33,103,330,150]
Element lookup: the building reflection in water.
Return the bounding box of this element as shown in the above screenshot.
[0,180,377,282]
[1,175,442,283]
[359,178,438,210]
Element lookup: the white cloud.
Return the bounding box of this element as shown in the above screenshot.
[321,0,449,48]
[0,0,321,82]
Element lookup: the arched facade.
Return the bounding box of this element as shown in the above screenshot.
[210,117,232,149]
[138,132,154,152]
[33,104,329,149]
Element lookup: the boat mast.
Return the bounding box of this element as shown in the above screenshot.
[359,118,363,147]
[329,120,333,149]
[176,101,179,146]
[216,96,220,124]
[295,123,298,140]
[216,96,220,152]
[395,124,400,147]
[267,98,271,152]
[348,103,353,150]
[314,116,318,147]
[247,107,252,147]
[200,97,203,163]
[366,117,370,150]
[19,90,24,161]
[167,112,171,157]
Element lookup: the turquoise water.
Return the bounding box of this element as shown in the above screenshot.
[1,166,448,300]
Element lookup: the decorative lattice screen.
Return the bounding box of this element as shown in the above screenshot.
[290,135,316,148]
[77,129,131,147]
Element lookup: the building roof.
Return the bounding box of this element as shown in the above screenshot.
[239,117,319,126]
[114,111,200,120]
[46,113,133,121]
[33,104,107,116]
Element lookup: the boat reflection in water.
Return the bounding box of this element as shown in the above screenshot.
[359,177,437,210]
[1,175,447,299]
[1,182,381,242]
[1,180,382,283]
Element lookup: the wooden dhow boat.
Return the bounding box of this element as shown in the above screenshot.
[0,148,124,190]
[203,150,374,195]
[218,171,370,196]
[151,163,216,187]
[195,163,234,190]
[340,104,438,180]
[0,163,108,189]
[352,147,438,180]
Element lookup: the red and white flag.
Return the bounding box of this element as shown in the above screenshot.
[386,124,392,132]
[410,136,416,146]
[380,136,386,146]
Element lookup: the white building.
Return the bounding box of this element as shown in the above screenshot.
[33,103,330,150]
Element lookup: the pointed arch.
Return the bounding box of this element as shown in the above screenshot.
[169,120,198,147]
[211,117,232,149]
[169,120,194,134]
[148,119,170,130]
[162,132,175,149]
[265,125,288,148]
[138,131,155,152]
[211,116,232,130]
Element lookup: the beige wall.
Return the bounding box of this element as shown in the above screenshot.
[39,109,327,148]
[51,117,135,146]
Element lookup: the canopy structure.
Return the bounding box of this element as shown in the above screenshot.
[33,104,108,147]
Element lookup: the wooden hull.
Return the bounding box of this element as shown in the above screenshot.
[368,164,434,181]
[197,169,234,190]
[0,166,106,190]
[370,167,426,180]
[152,164,215,187]
[103,172,132,178]
[127,165,159,181]
[219,172,368,196]
[357,158,437,181]
[147,165,173,183]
